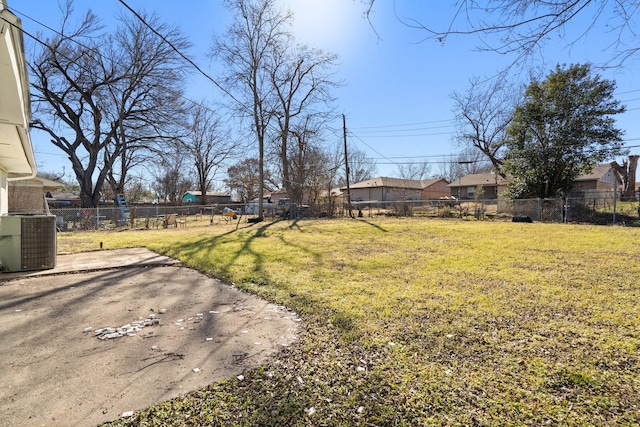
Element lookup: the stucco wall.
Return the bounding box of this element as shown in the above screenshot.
[0,169,7,215]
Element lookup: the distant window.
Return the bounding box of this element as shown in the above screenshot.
[467,187,475,198]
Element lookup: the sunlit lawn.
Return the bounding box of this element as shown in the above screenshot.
[61,216,640,426]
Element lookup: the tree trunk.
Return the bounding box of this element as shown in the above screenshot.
[611,155,638,199]
[627,155,639,200]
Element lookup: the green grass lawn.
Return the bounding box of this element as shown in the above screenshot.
[62,217,640,426]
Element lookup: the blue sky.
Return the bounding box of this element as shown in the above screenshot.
[11,0,640,181]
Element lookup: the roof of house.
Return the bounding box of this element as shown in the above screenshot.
[450,164,620,188]
[574,164,619,182]
[47,190,80,201]
[9,176,65,191]
[184,191,230,197]
[0,3,36,179]
[348,177,424,190]
[449,173,508,188]
[420,178,450,188]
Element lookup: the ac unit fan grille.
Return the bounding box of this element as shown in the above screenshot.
[21,216,57,270]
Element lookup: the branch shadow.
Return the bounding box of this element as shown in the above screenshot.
[356,218,389,232]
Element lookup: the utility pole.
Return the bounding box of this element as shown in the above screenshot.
[343,114,354,218]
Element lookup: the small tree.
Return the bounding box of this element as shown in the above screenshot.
[504,64,626,199]
[182,104,234,205]
[225,158,274,203]
[334,143,377,187]
[151,149,193,204]
[452,77,520,176]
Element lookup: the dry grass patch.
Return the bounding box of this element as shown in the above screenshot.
[65,218,640,426]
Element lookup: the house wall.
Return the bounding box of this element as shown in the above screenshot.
[452,184,507,200]
[385,187,422,201]
[210,195,232,204]
[183,194,197,204]
[479,185,499,199]
[350,187,422,202]
[0,169,7,215]
[350,187,383,202]
[573,181,615,192]
[421,181,450,199]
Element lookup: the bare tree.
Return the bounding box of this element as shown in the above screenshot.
[212,0,292,221]
[368,1,640,68]
[611,155,639,200]
[226,158,260,203]
[151,151,193,204]
[30,2,189,207]
[123,175,149,204]
[225,157,278,203]
[269,41,339,208]
[303,146,333,205]
[436,148,491,182]
[396,161,431,181]
[334,143,377,187]
[181,104,234,205]
[280,118,330,210]
[451,77,520,177]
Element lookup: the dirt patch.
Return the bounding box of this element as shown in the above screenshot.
[0,256,301,427]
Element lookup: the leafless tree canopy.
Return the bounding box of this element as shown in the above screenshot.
[396,161,431,181]
[151,145,193,204]
[212,0,293,219]
[436,147,491,182]
[213,0,340,215]
[269,42,339,207]
[30,2,189,207]
[226,158,262,203]
[369,1,640,68]
[451,77,522,177]
[181,104,234,205]
[334,143,377,187]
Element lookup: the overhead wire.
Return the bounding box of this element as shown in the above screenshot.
[115,0,248,113]
[10,3,640,173]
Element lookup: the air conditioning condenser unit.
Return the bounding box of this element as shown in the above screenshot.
[0,215,57,272]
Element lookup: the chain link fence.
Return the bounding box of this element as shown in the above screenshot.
[344,192,639,225]
[9,191,639,232]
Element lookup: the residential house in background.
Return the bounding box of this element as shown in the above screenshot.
[9,176,64,212]
[47,190,81,207]
[448,173,508,200]
[0,0,37,215]
[449,164,622,200]
[572,164,620,193]
[420,178,451,199]
[345,177,423,202]
[183,190,232,205]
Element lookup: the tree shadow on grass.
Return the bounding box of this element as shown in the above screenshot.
[356,218,388,232]
[165,220,296,286]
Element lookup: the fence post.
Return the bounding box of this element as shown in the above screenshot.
[96,206,99,230]
[613,187,617,225]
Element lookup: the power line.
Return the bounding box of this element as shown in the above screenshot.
[354,124,456,135]
[352,131,454,138]
[115,0,246,111]
[348,131,402,170]
[350,118,454,130]
[10,4,236,134]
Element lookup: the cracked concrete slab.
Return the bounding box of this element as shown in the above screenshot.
[0,249,301,427]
